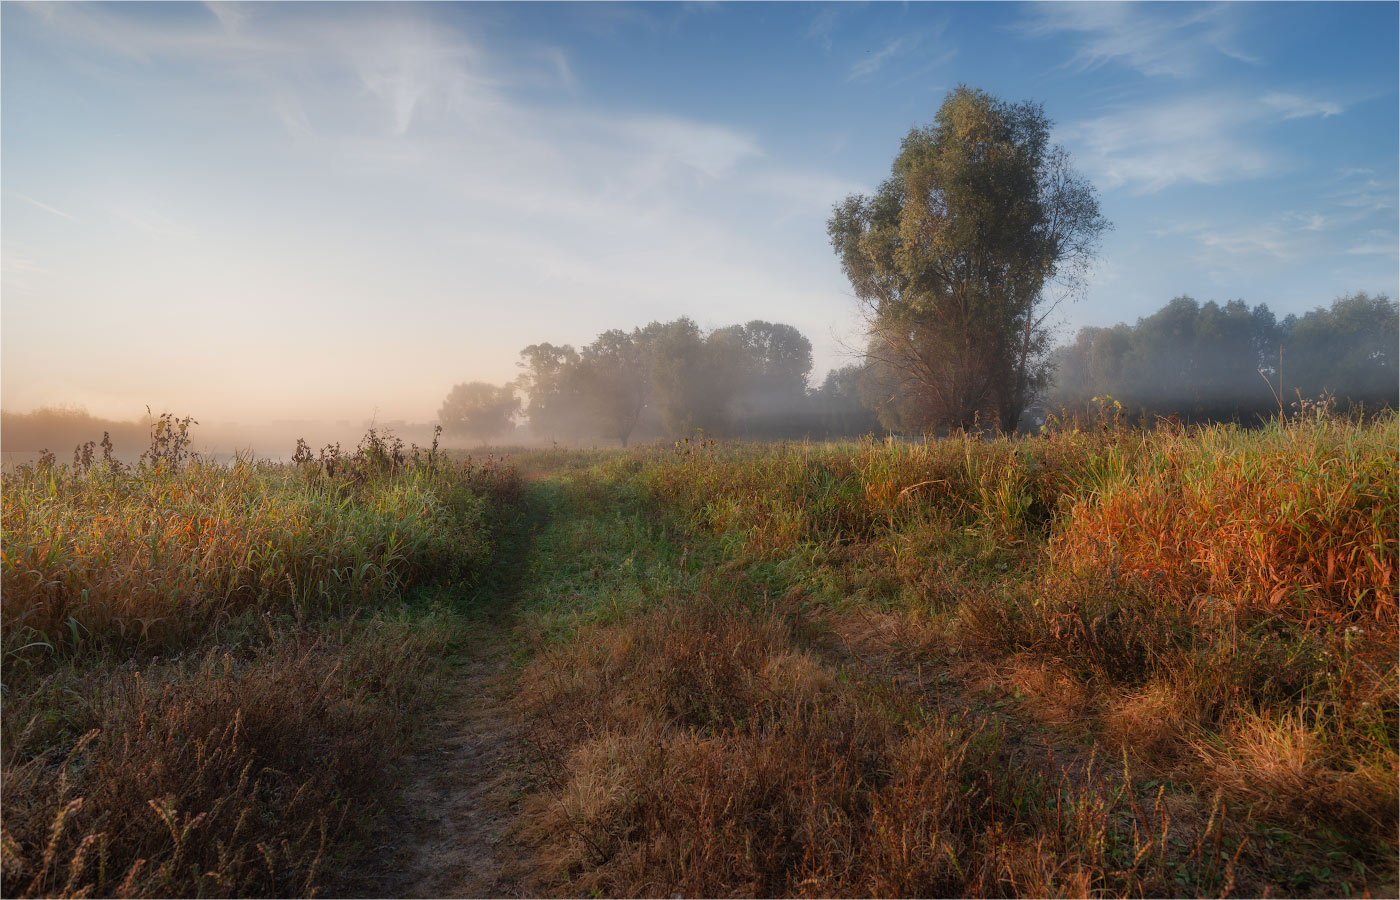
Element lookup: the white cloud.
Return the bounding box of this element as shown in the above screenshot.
[1262,92,1344,120]
[1021,2,1258,78]
[1060,95,1276,193]
[10,192,78,222]
[848,38,907,81]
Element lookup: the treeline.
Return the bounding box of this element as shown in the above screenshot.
[1,407,150,455]
[1047,292,1399,423]
[439,293,1396,445]
[441,318,880,445]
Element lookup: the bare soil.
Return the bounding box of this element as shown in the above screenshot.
[338,624,531,899]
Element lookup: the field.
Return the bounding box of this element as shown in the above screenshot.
[2,412,1396,898]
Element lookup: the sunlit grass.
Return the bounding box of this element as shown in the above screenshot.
[599,412,1399,890]
[0,427,523,898]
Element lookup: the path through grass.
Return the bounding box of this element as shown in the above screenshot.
[297,424,1395,898]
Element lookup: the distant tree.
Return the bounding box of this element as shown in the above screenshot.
[646,318,734,436]
[811,365,882,436]
[710,320,813,397]
[516,342,587,440]
[438,382,519,443]
[1283,292,1398,409]
[709,320,814,435]
[577,329,651,447]
[1045,292,1398,422]
[829,85,1108,432]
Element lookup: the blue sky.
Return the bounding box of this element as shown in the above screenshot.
[3,1,1396,423]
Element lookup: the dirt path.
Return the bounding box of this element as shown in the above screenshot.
[345,625,529,898]
[338,489,544,899]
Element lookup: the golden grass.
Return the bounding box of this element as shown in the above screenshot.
[518,592,1252,898]
[1,427,523,898]
[617,412,1398,884]
[1055,417,1398,624]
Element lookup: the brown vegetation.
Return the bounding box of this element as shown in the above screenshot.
[1,421,522,898]
[520,592,1250,897]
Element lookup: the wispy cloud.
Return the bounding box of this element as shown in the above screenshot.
[612,116,762,180]
[1262,92,1344,120]
[1,252,53,277]
[743,169,871,218]
[1020,2,1258,78]
[10,192,78,222]
[6,1,859,419]
[1345,242,1398,256]
[805,6,840,51]
[1061,89,1362,194]
[847,37,910,81]
[117,208,186,238]
[1194,224,1291,260]
[1325,168,1397,212]
[1060,95,1275,193]
[1154,202,1397,276]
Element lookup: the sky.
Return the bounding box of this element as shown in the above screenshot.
[3,1,1397,425]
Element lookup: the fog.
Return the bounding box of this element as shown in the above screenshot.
[1045,293,1399,424]
[0,407,457,466]
[4,6,1395,454]
[6,292,1395,466]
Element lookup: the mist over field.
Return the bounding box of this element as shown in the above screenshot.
[2,4,1397,899]
[3,2,1397,437]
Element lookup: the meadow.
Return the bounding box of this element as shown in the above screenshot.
[1,423,522,896]
[1,409,1395,897]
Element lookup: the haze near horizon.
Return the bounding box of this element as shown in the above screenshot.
[3,1,1396,428]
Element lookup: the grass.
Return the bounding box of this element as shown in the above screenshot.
[1,424,522,898]
[3,410,1394,897]
[508,412,1396,897]
[520,590,1260,897]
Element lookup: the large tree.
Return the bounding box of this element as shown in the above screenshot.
[438,382,519,443]
[516,342,588,440]
[577,328,651,447]
[829,86,1108,432]
[709,320,815,436]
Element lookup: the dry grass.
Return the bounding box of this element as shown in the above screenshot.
[616,412,1398,889]
[519,592,1252,898]
[2,434,517,664]
[1055,416,1397,624]
[2,618,454,898]
[1,422,523,898]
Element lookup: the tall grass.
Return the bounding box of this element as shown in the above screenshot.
[609,413,1398,890]
[521,591,1251,898]
[1,421,522,897]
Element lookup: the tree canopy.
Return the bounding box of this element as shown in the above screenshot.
[577,328,652,447]
[506,317,821,445]
[516,343,588,440]
[1047,292,1399,422]
[437,382,519,442]
[829,85,1108,432]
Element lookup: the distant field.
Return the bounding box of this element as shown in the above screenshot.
[2,413,1395,898]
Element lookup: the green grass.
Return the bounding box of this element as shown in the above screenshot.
[510,415,1397,896]
[1,434,523,898]
[4,415,1394,897]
